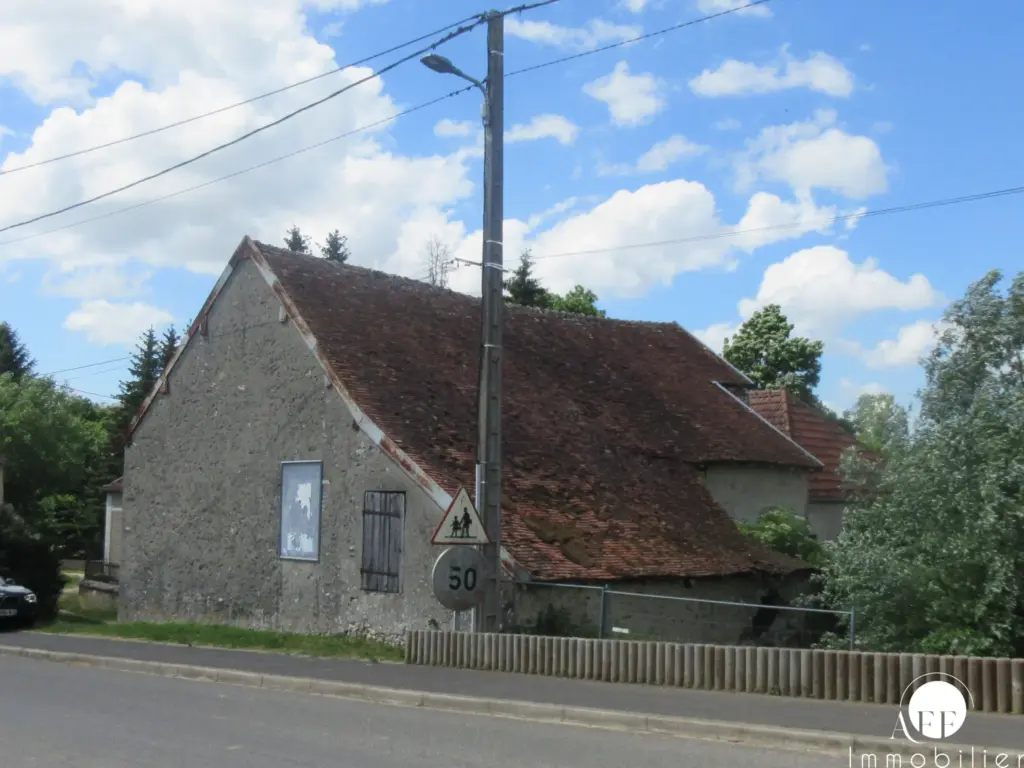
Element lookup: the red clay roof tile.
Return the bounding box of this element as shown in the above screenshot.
[253,243,814,579]
[748,390,865,503]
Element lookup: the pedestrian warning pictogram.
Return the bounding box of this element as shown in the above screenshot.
[431,487,489,545]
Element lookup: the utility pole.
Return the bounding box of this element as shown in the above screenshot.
[420,11,505,634]
[476,10,505,634]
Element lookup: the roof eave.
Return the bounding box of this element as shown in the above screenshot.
[713,382,825,470]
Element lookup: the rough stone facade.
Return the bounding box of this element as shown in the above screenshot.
[510,573,824,647]
[806,501,845,542]
[701,464,810,524]
[119,259,453,644]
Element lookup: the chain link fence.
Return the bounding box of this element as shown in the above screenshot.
[504,581,853,650]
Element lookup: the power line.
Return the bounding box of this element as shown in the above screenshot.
[41,356,131,376]
[0,18,485,236]
[0,87,474,248]
[0,0,763,245]
[506,0,773,77]
[528,185,1024,261]
[0,0,560,178]
[0,14,487,177]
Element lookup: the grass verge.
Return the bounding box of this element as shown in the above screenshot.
[39,593,403,662]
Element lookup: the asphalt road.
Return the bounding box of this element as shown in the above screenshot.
[0,655,832,768]
[4,631,1023,751]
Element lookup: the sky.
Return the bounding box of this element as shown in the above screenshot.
[0,0,1021,414]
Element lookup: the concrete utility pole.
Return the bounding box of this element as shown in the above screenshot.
[421,11,505,634]
[476,11,505,634]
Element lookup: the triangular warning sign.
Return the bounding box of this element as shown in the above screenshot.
[431,487,489,545]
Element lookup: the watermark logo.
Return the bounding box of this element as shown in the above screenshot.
[849,672,1023,768]
[891,673,971,744]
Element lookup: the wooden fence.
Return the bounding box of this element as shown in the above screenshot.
[405,630,1024,715]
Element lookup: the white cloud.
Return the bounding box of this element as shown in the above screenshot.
[730,192,837,252]
[64,300,173,346]
[43,265,152,299]
[506,114,580,146]
[0,0,481,312]
[636,135,707,172]
[584,62,665,127]
[714,117,741,131]
[622,0,651,10]
[434,119,474,138]
[693,321,737,353]
[839,378,887,399]
[600,134,707,175]
[449,181,843,302]
[736,109,888,199]
[697,0,772,18]
[690,48,854,98]
[505,18,640,51]
[737,245,943,336]
[859,320,945,369]
[526,197,583,231]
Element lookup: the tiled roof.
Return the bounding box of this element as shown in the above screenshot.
[747,390,864,503]
[153,239,818,581]
[254,242,818,580]
[102,477,123,493]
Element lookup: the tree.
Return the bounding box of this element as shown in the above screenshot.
[723,305,824,403]
[737,507,829,568]
[284,226,312,255]
[0,322,34,380]
[320,230,350,263]
[504,250,551,308]
[117,328,161,433]
[549,286,606,318]
[424,237,452,289]
[158,326,180,375]
[817,270,1024,656]
[0,374,107,527]
[843,393,909,454]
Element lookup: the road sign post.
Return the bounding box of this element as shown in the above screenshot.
[431,547,486,613]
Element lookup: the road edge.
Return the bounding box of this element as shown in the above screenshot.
[0,643,1002,758]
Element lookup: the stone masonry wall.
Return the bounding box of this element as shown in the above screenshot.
[702,463,810,524]
[119,258,453,644]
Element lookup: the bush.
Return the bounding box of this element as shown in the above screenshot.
[0,504,66,621]
[737,507,829,568]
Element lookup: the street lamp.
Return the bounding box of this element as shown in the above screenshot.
[420,55,486,95]
[421,18,505,636]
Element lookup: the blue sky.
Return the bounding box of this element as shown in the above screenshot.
[0,0,1021,413]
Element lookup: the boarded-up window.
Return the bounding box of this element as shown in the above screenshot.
[361,491,404,593]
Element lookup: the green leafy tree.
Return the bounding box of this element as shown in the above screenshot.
[817,270,1024,656]
[320,230,350,263]
[842,393,909,454]
[723,305,824,403]
[0,374,107,527]
[737,508,829,568]
[116,328,161,437]
[158,326,180,375]
[504,250,551,308]
[0,322,34,380]
[284,225,312,255]
[549,286,606,317]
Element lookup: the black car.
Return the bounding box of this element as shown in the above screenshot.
[0,575,38,628]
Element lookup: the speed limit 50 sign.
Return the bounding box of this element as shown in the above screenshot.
[431,546,485,612]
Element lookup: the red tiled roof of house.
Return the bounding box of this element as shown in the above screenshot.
[253,242,820,580]
[102,477,123,493]
[747,390,864,503]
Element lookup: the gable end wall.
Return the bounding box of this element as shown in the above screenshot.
[120,258,452,642]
